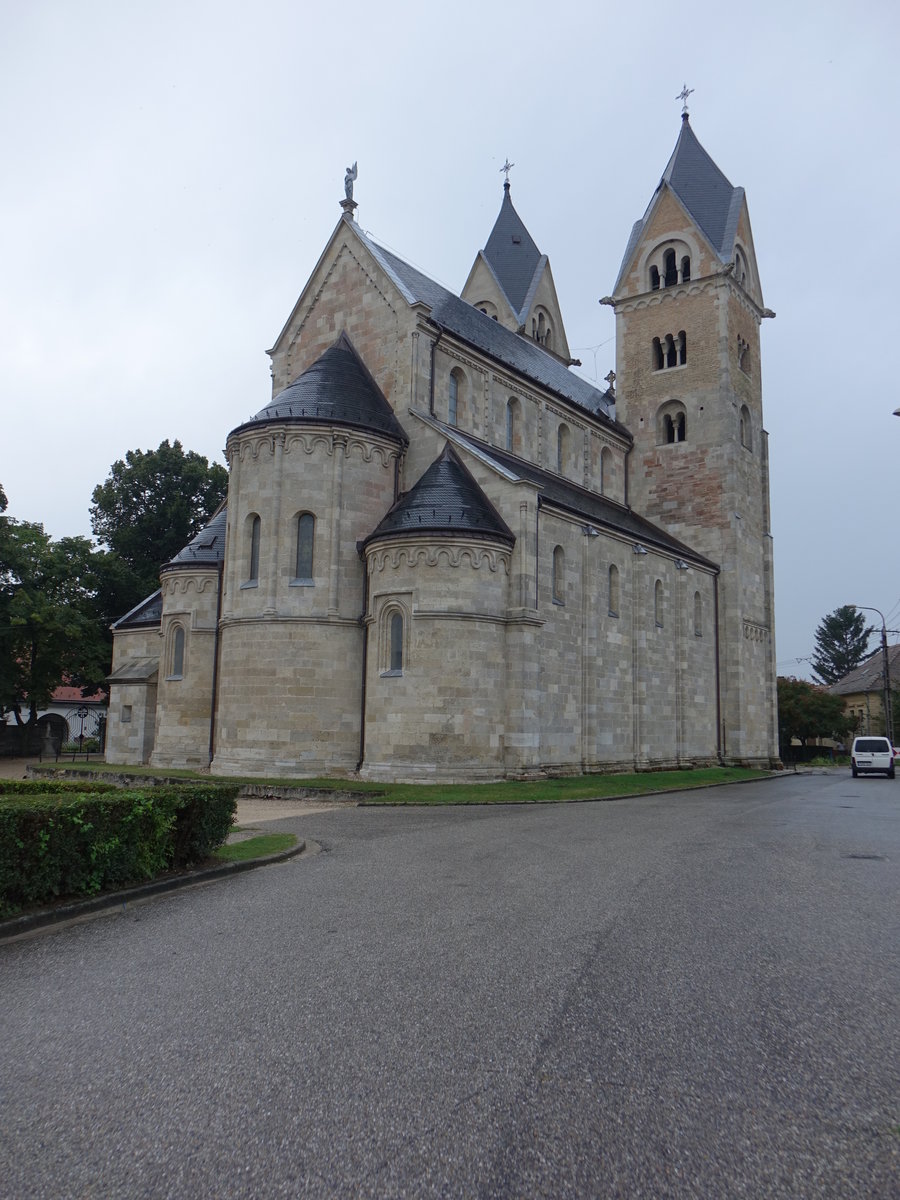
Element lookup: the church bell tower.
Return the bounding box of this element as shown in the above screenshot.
[608,111,778,765]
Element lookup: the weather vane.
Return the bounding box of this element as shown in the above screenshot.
[500,158,515,184]
[676,84,694,115]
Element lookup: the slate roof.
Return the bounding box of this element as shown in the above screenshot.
[356,228,619,426]
[164,505,227,569]
[829,645,900,696]
[482,182,543,317]
[363,444,514,547]
[445,427,717,568]
[230,332,408,444]
[111,590,163,631]
[615,116,744,291]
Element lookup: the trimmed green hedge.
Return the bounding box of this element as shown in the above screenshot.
[0,782,239,918]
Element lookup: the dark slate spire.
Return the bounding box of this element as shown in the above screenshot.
[364,444,514,546]
[660,116,743,257]
[230,332,407,443]
[482,182,543,316]
[164,505,227,568]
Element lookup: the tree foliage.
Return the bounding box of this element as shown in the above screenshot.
[90,439,228,617]
[0,496,109,735]
[777,676,855,752]
[810,605,873,685]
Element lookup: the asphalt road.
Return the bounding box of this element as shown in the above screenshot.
[2,772,898,1198]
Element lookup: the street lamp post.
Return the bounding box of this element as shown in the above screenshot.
[855,606,894,744]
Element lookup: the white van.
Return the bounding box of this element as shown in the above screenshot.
[850,736,895,779]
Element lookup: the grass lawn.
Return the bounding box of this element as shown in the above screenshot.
[213,833,298,862]
[32,762,770,805]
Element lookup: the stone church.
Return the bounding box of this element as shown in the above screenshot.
[106,115,779,780]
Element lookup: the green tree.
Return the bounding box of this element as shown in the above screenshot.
[0,503,109,745]
[810,605,873,685]
[777,676,855,756]
[89,440,228,617]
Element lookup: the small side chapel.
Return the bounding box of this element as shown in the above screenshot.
[106,115,779,780]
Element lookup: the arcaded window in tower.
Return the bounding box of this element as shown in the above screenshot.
[552,545,565,605]
[654,332,686,370]
[654,579,664,627]
[665,334,677,368]
[663,249,677,288]
[737,335,751,375]
[657,401,687,445]
[608,564,620,617]
[681,256,691,282]
[740,405,753,451]
[652,337,663,370]
[557,423,570,474]
[294,512,315,581]
[678,331,687,365]
[650,265,660,291]
[244,514,261,586]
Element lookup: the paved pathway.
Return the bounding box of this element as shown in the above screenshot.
[2,772,898,1197]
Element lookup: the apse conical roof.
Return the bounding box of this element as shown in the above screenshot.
[230,332,407,443]
[363,444,514,546]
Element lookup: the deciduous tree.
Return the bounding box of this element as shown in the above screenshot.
[89,440,228,616]
[777,676,854,755]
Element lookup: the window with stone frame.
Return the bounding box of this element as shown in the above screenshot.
[380,603,408,676]
[552,545,565,605]
[244,513,261,586]
[168,624,185,679]
[654,579,664,627]
[506,397,519,452]
[608,563,620,617]
[557,423,570,475]
[739,404,753,451]
[448,368,464,427]
[293,511,315,583]
[600,446,613,496]
[693,590,703,637]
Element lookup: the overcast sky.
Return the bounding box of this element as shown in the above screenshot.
[2,0,898,675]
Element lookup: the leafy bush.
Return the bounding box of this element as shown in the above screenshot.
[0,783,240,917]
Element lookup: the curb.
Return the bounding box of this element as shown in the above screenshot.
[0,839,306,942]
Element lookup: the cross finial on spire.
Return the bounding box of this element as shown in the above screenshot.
[676,84,694,117]
[500,158,515,187]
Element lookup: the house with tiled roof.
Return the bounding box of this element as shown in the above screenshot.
[829,644,900,739]
[105,115,779,780]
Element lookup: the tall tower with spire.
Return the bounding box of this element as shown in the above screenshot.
[608,114,778,765]
[461,179,575,365]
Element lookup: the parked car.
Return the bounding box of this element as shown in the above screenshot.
[850,736,895,779]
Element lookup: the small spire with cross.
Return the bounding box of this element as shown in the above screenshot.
[500,158,515,190]
[676,83,694,118]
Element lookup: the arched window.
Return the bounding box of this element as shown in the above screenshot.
[654,579,664,627]
[663,249,677,288]
[652,337,664,370]
[740,404,752,451]
[170,625,185,678]
[678,331,687,365]
[552,545,565,605]
[245,514,261,585]
[608,564,620,617]
[295,512,315,580]
[665,334,677,368]
[600,446,612,496]
[649,265,660,291]
[506,398,519,452]
[658,401,687,445]
[737,334,751,375]
[734,249,748,286]
[681,256,691,283]
[694,591,703,637]
[390,612,403,672]
[557,423,570,474]
[448,374,458,432]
